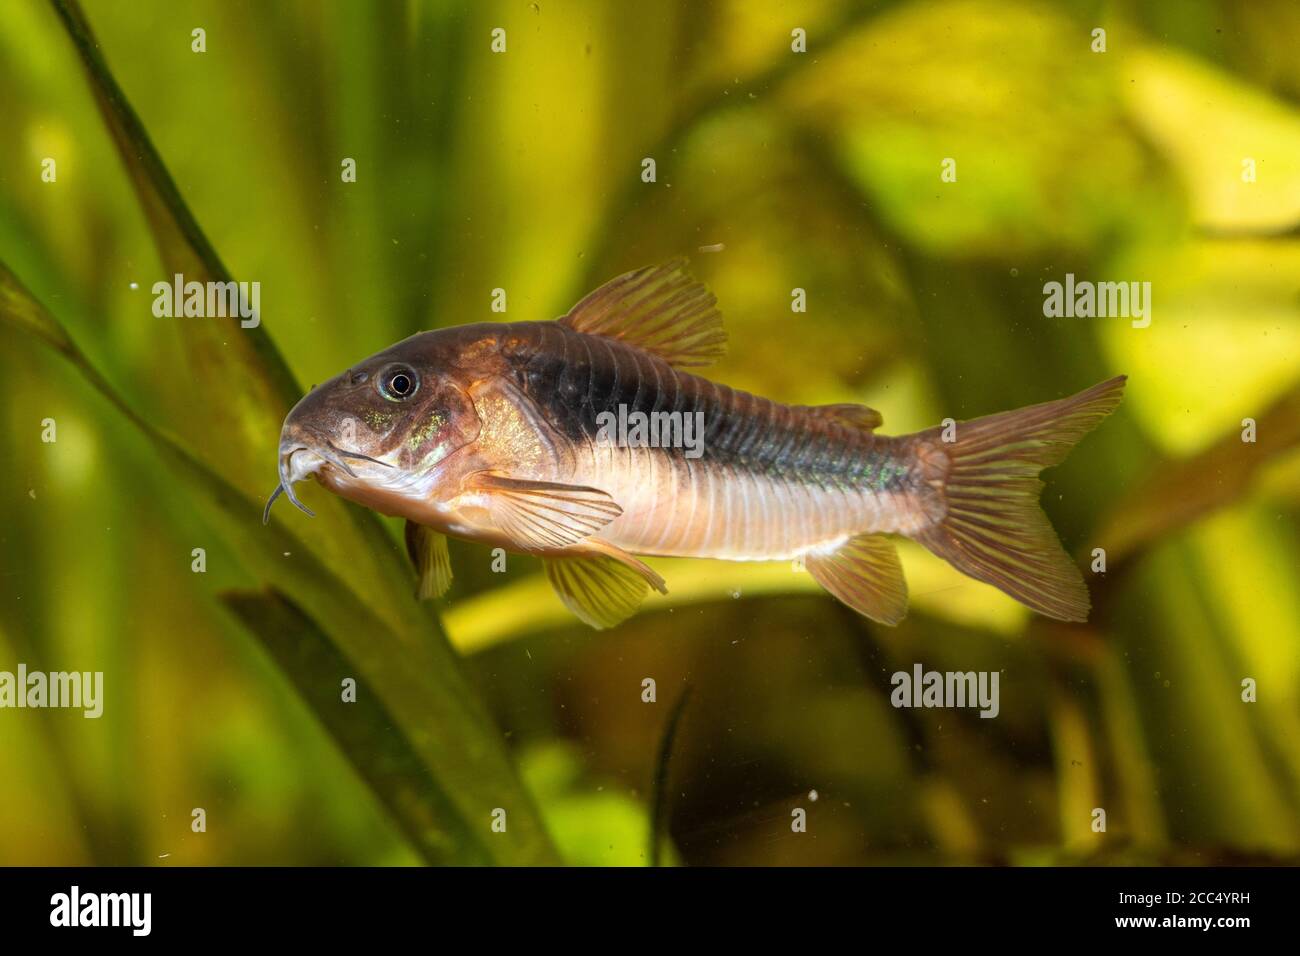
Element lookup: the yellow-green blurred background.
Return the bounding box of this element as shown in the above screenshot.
[2,0,1299,865]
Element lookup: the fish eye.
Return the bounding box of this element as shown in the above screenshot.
[378,364,418,401]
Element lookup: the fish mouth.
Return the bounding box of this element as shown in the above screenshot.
[262,439,392,525]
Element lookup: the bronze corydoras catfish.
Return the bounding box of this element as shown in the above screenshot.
[266,259,1126,629]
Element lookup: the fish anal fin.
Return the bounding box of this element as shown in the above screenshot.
[468,473,622,552]
[543,554,650,629]
[560,258,726,368]
[804,533,908,625]
[799,402,884,432]
[404,520,453,600]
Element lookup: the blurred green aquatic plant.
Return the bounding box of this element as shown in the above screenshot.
[0,252,557,865]
[1,0,557,866]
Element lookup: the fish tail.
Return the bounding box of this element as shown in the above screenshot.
[908,375,1127,622]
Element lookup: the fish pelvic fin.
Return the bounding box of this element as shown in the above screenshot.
[543,554,651,629]
[805,533,908,626]
[910,375,1127,623]
[404,520,453,601]
[560,258,726,368]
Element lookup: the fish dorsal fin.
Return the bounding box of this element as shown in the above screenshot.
[560,258,726,368]
[468,473,622,551]
[543,554,651,629]
[798,402,884,431]
[804,533,908,625]
[404,520,453,600]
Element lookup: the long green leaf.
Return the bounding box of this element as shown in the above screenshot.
[44,0,431,627]
[0,260,559,865]
[48,0,296,443]
[221,588,491,864]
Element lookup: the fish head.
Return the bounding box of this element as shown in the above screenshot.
[265,333,481,523]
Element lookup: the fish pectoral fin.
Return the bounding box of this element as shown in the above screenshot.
[404,520,453,600]
[804,533,908,626]
[559,258,726,369]
[799,402,884,432]
[468,473,623,551]
[543,554,652,629]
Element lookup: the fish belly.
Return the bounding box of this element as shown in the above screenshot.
[582,445,920,561]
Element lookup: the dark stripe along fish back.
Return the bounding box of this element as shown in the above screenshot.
[500,320,919,559]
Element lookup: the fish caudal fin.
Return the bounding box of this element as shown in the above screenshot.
[912,375,1127,622]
